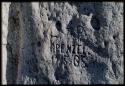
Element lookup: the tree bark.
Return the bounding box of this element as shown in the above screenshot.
[2,2,123,84]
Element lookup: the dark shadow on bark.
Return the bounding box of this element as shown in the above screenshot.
[6,3,20,84]
[69,2,96,16]
[6,3,39,84]
[86,61,108,84]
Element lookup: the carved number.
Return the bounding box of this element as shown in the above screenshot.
[74,55,80,67]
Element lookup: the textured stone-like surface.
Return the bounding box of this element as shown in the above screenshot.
[2,2,123,84]
[2,2,11,84]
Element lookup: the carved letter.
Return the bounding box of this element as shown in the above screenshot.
[72,44,76,54]
[66,44,72,54]
[77,44,82,54]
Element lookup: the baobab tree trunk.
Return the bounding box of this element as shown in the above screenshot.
[2,2,123,84]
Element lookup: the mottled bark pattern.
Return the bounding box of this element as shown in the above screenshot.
[2,2,123,84]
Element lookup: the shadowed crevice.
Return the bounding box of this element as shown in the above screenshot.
[6,3,20,84]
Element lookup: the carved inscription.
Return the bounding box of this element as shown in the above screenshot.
[50,25,88,67]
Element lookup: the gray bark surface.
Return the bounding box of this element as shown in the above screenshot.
[2,2,123,84]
